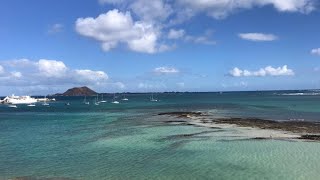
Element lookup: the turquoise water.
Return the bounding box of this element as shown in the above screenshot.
[1,91,320,179]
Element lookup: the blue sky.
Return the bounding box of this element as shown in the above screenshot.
[0,0,320,95]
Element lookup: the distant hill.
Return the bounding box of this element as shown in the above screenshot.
[56,86,97,96]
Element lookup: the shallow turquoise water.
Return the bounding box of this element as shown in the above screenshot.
[1,91,320,179]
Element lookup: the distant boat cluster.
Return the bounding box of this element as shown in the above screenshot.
[0,94,55,108]
[0,93,160,108]
[85,94,131,105]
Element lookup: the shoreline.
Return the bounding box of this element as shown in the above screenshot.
[158,112,320,141]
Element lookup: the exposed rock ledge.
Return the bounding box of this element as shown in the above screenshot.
[158,111,320,141]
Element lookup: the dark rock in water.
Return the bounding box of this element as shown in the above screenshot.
[56,86,97,96]
[253,137,270,140]
[214,118,320,134]
[298,135,320,141]
[158,111,203,118]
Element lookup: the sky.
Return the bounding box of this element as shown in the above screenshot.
[0,0,320,95]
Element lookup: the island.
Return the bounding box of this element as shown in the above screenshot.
[55,86,97,96]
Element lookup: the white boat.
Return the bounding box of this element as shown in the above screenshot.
[99,94,107,103]
[111,101,120,104]
[8,104,17,108]
[122,94,129,101]
[150,93,158,102]
[83,96,90,105]
[42,96,49,106]
[94,95,99,105]
[111,94,120,104]
[27,104,36,107]
[2,94,37,104]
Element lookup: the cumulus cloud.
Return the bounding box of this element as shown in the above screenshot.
[177,0,315,19]
[153,66,180,75]
[0,59,109,88]
[75,9,168,54]
[238,33,278,41]
[38,59,68,78]
[100,0,315,21]
[168,29,185,39]
[129,0,173,23]
[0,65,4,75]
[229,65,294,77]
[91,0,314,53]
[311,48,320,56]
[74,70,108,84]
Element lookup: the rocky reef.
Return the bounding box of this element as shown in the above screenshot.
[158,111,320,141]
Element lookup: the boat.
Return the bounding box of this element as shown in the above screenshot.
[94,95,99,105]
[83,96,90,105]
[99,94,107,103]
[8,104,17,108]
[42,96,49,106]
[27,104,36,107]
[111,100,119,104]
[122,94,129,101]
[2,94,37,104]
[150,93,158,102]
[111,93,120,104]
[65,102,70,106]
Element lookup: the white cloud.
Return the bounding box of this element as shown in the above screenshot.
[0,65,4,75]
[75,9,168,54]
[177,0,315,19]
[184,30,216,45]
[238,33,278,41]
[74,70,108,84]
[311,48,320,56]
[11,71,22,78]
[129,0,173,23]
[38,59,68,78]
[99,0,173,23]
[48,23,63,34]
[0,59,109,87]
[92,1,313,53]
[168,29,185,39]
[153,67,180,75]
[229,65,294,77]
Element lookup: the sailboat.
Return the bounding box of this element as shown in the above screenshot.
[42,96,49,106]
[121,94,129,101]
[111,93,119,104]
[150,93,158,102]
[99,94,107,103]
[83,96,90,105]
[94,94,99,105]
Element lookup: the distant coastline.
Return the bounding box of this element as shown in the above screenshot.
[1,88,320,97]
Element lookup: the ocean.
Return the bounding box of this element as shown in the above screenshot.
[1,90,320,180]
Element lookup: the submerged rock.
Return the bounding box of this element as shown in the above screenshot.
[158,111,204,118]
